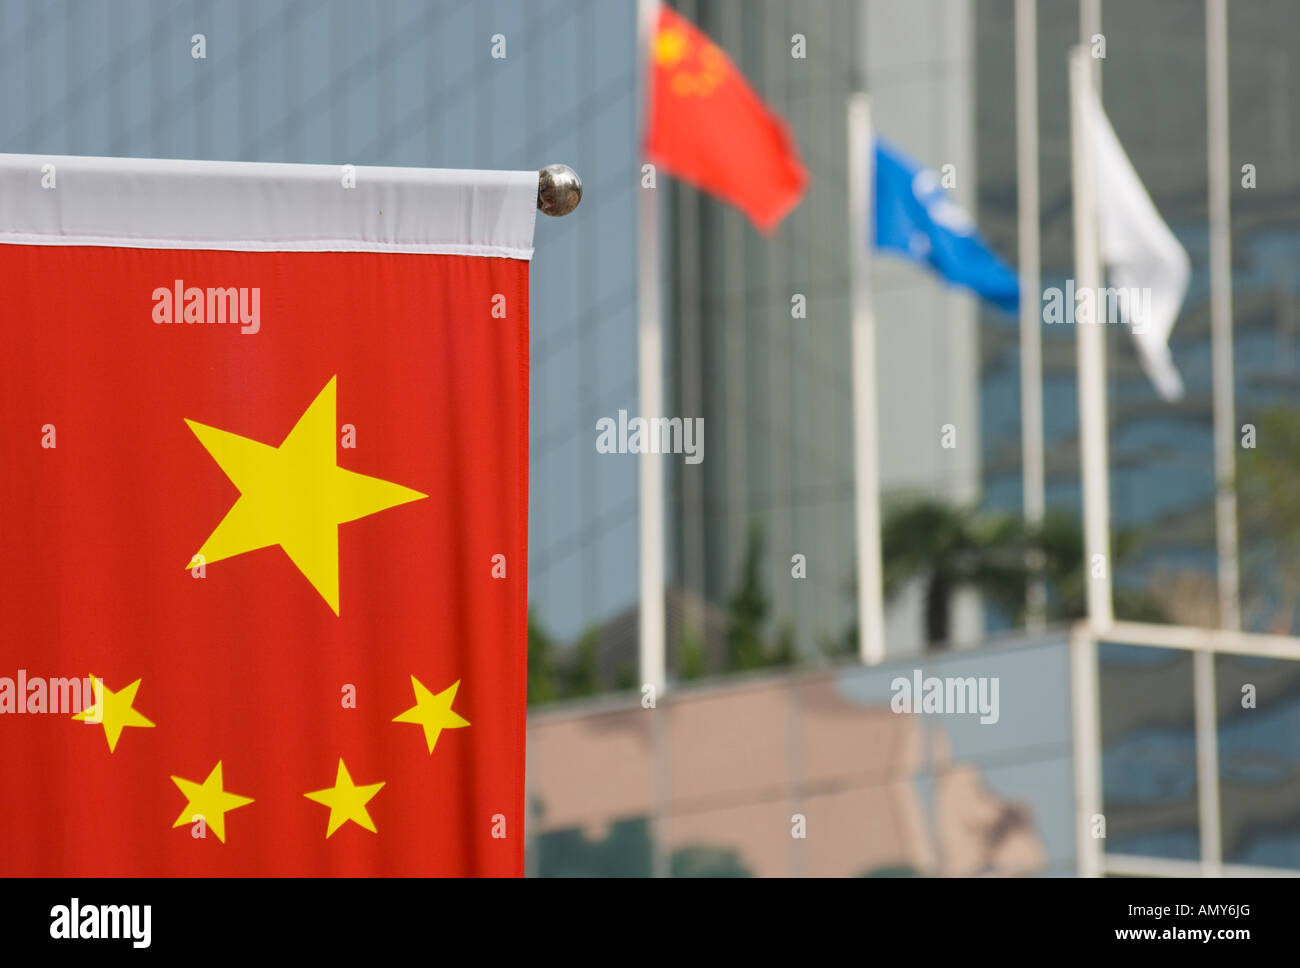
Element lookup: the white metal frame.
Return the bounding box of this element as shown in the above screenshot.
[1071,620,1300,878]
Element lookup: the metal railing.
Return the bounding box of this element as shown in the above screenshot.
[1071,620,1300,878]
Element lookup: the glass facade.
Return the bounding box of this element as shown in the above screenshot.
[977,0,1300,635]
[976,0,1300,872]
[665,0,861,673]
[529,631,1078,877]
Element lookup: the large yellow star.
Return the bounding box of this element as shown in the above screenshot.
[655,27,687,66]
[393,676,470,754]
[72,675,155,752]
[185,376,426,614]
[304,759,385,838]
[170,761,254,844]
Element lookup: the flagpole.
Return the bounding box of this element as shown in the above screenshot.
[847,93,886,665]
[1080,0,1101,94]
[1015,0,1046,631]
[1197,0,1233,876]
[1069,46,1113,631]
[1207,0,1239,634]
[635,0,670,884]
[637,0,666,699]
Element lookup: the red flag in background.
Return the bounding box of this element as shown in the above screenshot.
[0,155,535,875]
[644,4,808,233]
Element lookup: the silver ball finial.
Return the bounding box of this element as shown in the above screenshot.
[537,164,582,217]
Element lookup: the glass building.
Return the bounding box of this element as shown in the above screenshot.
[974,0,1300,873]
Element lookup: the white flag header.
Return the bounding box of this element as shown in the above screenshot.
[0,154,538,259]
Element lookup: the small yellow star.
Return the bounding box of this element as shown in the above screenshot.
[72,675,155,752]
[170,761,254,844]
[304,759,385,838]
[393,676,470,754]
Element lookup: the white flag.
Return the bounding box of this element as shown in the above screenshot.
[1087,90,1191,401]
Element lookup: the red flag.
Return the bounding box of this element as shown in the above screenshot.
[0,155,534,875]
[644,4,808,233]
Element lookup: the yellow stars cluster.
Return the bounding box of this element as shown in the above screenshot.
[654,23,727,98]
[74,673,468,843]
[63,378,475,847]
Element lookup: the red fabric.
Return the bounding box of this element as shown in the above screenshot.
[644,4,808,233]
[0,245,529,875]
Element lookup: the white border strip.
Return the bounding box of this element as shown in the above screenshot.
[1103,852,1300,878]
[0,154,538,259]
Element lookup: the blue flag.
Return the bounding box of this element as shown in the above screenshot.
[873,137,1020,313]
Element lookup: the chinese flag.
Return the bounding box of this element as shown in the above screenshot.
[644,4,808,233]
[0,155,534,875]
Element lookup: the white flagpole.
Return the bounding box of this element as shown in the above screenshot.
[1016,0,1046,630]
[1198,0,1233,875]
[1080,0,1101,94]
[1069,46,1114,630]
[636,0,666,697]
[1207,0,1239,634]
[635,0,670,883]
[847,93,885,665]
